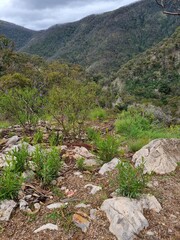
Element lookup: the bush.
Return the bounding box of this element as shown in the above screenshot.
[0,87,44,128]
[115,110,152,138]
[89,107,107,120]
[33,130,43,144]
[129,138,149,153]
[49,131,61,146]
[32,147,62,185]
[0,164,23,200]
[10,144,29,173]
[87,127,101,142]
[116,161,149,198]
[95,134,119,163]
[48,79,97,138]
[76,158,85,171]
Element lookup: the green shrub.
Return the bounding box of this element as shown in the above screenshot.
[129,138,149,152]
[0,164,23,200]
[115,110,152,138]
[33,130,43,144]
[96,134,119,163]
[32,147,62,185]
[76,158,85,171]
[10,144,29,173]
[49,131,61,146]
[87,127,101,142]
[116,161,149,198]
[89,107,107,120]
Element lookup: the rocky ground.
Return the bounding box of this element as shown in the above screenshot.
[0,122,180,240]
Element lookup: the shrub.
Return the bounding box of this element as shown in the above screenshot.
[49,131,61,146]
[76,158,85,171]
[96,134,119,163]
[89,107,107,120]
[87,127,101,142]
[32,147,62,185]
[0,164,23,200]
[129,138,149,153]
[10,144,29,173]
[116,161,149,198]
[33,130,43,144]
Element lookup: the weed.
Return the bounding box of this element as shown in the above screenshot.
[0,164,23,200]
[51,186,64,198]
[49,131,61,146]
[116,161,149,198]
[87,127,101,142]
[76,158,85,171]
[89,107,107,120]
[10,144,29,173]
[33,130,43,144]
[128,138,149,153]
[32,146,62,186]
[96,134,119,163]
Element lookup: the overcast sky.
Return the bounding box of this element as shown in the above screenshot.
[0,0,138,30]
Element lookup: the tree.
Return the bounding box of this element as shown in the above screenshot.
[155,0,180,15]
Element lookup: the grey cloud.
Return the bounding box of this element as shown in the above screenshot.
[0,0,138,30]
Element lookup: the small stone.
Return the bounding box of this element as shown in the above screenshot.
[84,184,102,195]
[73,211,90,233]
[99,158,120,175]
[74,171,83,178]
[47,202,66,209]
[0,200,17,221]
[146,230,155,236]
[168,229,173,234]
[75,203,91,209]
[90,209,97,220]
[51,180,57,186]
[34,223,58,233]
[57,176,65,183]
[5,136,19,147]
[34,203,41,210]
[19,199,29,211]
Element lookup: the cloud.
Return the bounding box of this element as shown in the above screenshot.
[0,0,138,30]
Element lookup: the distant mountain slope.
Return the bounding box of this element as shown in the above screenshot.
[20,0,180,75]
[0,20,36,49]
[113,27,180,116]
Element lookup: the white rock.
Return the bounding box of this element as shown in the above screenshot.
[19,199,29,211]
[84,184,102,195]
[74,171,83,178]
[0,200,17,221]
[34,203,41,210]
[99,158,120,175]
[34,223,58,233]
[146,230,155,236]
[73,146,95,159]
[139,194,162,213]
[101,195,162,240]
[5,136,19,147]
[90,209,97,220]
[84,158,99,167]
[75,203,91,209]
[132,139,180,174]
[47,202,66,209]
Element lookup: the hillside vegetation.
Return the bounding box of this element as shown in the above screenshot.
[18,0,180,75]
[112,27,180,117]
[0,20,36,49]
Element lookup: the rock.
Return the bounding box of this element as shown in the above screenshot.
[99,158,120,175]
[90,209,97,220]
[84,184,102,195]
[146,230,155,236]
[34,223,58,233]
[19,199,29,212]
[0,200,17,221]
[74,171,83,178]
[132,139,180,174]
[51,180,57,186]
[73,146,94,159]
[5,136,19,147]
[22,170,35,183]
[75,203,91,209]
[84,158,99,167]
[73,211,90,233]
[34,203,41,210]
[101,195,161,240]
[47,202,67,209]
[138,194,162,213]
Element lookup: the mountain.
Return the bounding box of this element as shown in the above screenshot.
[0,20,36,49]
[0,0,179,75]
[112,27,180,116]
[19,0,180,75]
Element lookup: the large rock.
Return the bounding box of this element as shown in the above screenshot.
[99,158,120,175]
[132,139,180,174]
[0,200,17,221]
[101,195,161,240]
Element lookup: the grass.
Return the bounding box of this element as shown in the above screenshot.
[32,146,62,186]
[116,161,149,198]
[33,130,43,144]
[76,158,85,171]
[89,107,107,120]
[0,120,10,129]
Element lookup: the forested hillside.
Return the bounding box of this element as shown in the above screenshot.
[112,27,180,117]
[0,20,36,49]
[19,0,180,75]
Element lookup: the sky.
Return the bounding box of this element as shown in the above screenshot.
[0,0,138,30]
